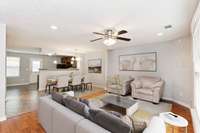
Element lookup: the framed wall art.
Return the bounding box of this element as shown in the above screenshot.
[119,52,157,72]
[88,59,102,73]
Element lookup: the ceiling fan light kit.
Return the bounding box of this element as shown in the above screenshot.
[103,38,116,46]
[90,29,131,46]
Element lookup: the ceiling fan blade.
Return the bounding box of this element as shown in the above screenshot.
[118,30,128,35]
[116,37,131,41]
[93,32,105,35]
[90,38,103,42]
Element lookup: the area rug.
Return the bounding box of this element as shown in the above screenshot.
[88,93,172,124]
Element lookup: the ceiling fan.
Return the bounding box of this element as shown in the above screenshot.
[90,29,131,46]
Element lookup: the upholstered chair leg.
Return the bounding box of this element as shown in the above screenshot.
[153,102,159,104]
[49,85,51,94]
[91,83,93,90]
[45,85,48,93]
[53,87,55,92]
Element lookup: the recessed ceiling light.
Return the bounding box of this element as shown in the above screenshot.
[50,25,58,30]
[157,32,163,36]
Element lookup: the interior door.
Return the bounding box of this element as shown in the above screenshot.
[29,59,42,84]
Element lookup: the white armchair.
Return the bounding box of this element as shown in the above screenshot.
[131,76,164,103]
[107,75,134,95]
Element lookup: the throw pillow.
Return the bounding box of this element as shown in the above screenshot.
[89,109,132,133]
[51,92,64,104]
[108,111,146,133]
[108,111,133,129]
[63,97,89,117]
[79,98,90,107]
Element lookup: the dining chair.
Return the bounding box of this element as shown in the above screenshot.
[53,76,69,92]
[69,76,83,91]
[45,76,57,94]
[82,76,92,90]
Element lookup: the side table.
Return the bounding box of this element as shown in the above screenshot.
[160,112,188,133]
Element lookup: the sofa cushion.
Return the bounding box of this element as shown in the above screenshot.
[51,92,64,104]
[139,76,161,88]
[89,109,132,133]
[63,97,89,117]
[135,88,153,95]
[76,119,111,133]
[52,102,85,133]
[108,85,121,89]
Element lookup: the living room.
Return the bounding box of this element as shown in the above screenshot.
[0,0,200,133]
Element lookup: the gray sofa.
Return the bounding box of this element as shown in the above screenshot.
[38,96,111,133]
[38,96,166,133]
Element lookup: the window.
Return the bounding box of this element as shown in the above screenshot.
[6,57,20,77]
[32,60,41,72]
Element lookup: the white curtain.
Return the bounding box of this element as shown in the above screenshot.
[193,10,200,118]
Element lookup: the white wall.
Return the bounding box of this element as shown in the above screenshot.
[108,36,193,107]
[84,51,108,88]
[0,24,6,121]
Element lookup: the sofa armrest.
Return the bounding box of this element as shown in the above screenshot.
[152,80,164,88]
[131,80,142,89]
[152,87,163,103]
[131,81,138,97]
[107,77,114,86]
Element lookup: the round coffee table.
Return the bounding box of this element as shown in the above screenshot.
[160,112,188,133]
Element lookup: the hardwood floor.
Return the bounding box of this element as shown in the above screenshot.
[171,102,194,133]
[6,84,102,118]
[6,84,44,118]
[2,87,194,133]
[0,112,45,133]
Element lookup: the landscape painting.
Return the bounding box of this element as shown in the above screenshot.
[88,59,102,73]
[119,52,157,72]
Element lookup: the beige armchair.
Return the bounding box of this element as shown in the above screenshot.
[107,75,134,95]
[131,76,164,103]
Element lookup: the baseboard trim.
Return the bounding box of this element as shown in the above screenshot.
[93,84,106,89]
[162,97,191,109]
[7,82,31,87]
[0,115,7,121]
[191,108,200,133]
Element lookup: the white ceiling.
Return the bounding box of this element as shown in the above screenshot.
[0,0,198,53]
